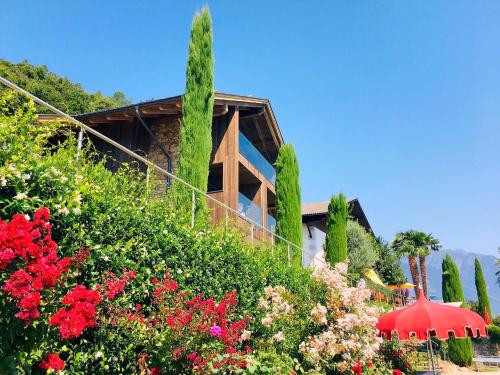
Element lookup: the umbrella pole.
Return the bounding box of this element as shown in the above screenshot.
[428,337,437,375]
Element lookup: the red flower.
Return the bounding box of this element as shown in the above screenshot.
[135,304,142,311]
[3,269,33,298]
[151,277,160,284]
[393,370,402,375]
[187,352,197,361]
[351,363,362,375]
[227,348,237,355]
[15,291,40,322]
[245,345,252,353]
[50,285,100,339]
[39,353,64,371]
[150,367,160,375]
[366,362,373,367]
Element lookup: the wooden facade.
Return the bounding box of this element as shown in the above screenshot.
[40,93,283,238]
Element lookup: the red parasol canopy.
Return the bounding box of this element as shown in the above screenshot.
[484,308,492,325]
[377,290,488,340]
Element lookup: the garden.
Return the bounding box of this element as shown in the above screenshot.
[0,85,416,373]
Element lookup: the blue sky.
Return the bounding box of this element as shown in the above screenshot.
[2,1,500,256]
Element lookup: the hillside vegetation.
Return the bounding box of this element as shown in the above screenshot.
[0,59,130,114]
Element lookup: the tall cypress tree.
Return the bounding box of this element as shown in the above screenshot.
[441,254,472,367]
[475,258,492,321]
[275,144,302,249]
[324,194,348,265]
[176,7,214,217]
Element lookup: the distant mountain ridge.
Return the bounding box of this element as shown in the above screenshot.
[400,249,499,315]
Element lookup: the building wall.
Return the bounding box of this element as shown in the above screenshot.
[302,224,326,268]
[147,120,181,191]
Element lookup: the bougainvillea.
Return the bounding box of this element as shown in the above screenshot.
[0,207,71,323]
[39,353,65,371]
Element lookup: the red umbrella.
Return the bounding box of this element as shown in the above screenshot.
[377,290,488,341]
[484,308,492,325]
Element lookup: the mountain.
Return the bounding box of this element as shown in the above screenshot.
[400,249,499,315]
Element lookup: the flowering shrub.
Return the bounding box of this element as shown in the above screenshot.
[0,208,71,323]
[298,262,383,372]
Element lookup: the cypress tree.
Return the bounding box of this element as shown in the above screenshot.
[275,144,302,249]
[474,258,492,321]
[442,254,464,303]
[324,194,348,265]
[175,7,214,217]
[441,254,472,367]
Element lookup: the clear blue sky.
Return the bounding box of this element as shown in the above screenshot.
[2,1,499,256]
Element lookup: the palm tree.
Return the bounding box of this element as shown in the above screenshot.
[392,231,420,297]
[392,231,440,297]
[417,233,441,297]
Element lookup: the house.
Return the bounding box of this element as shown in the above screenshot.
[40,93,283,237]
[302,199,372,267]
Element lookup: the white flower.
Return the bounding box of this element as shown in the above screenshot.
[103,256,110,262]
[14,192,28,200]
[176,269,183,274]
[1,177,7,186]
[272,331,284,342]
[239,330,252,342]
[21,173,30,181]
[24,214,30,221]
[261,316,273,327]
[73,207,81,215]
[94,351,103,359]
[58,207,70,216]
[60,176,68,183]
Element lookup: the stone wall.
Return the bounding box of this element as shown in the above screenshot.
[147,120,181,193]
[473,337,500,357]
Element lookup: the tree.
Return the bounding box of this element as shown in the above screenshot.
[391,230,440,297]
[417,233,441,298]
[475,258,492,321]
[441,254,464,303]
[346,220,378,271]
[324,194,348,265]
[373,237,406,285]
[441,254,472,367]
[175,7,214,218]
[275,144,302,249]
[0,59,130,113]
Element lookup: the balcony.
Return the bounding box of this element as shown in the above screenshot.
[267,214,276,232]
[238,192,262,226]
[239,131,276,184]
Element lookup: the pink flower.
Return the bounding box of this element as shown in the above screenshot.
[209,325,222,337]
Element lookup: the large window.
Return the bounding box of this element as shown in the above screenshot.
[239,132,276,184]
[207,163,223,192]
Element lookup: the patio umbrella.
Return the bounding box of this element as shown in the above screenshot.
[387,282,414,290]
[377,290,488,374]
[377,289,488,340]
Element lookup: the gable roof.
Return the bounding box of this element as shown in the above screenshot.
[302,198,373,233]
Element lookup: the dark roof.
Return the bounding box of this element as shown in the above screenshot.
[302,199,373,234]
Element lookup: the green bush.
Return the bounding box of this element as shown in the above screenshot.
[347,220,379,270]
[489,325,500,344]
[447,337,473,367]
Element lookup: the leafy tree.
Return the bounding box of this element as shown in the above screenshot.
[346,220,378,270]
[324,194,348,265]
[391,230,440,297]
[441,253,472,366]
[275,144,302,248]
[0,59,130,113]
[373,237,406,285]
[475,258,492,321]
[175,7,214,218]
